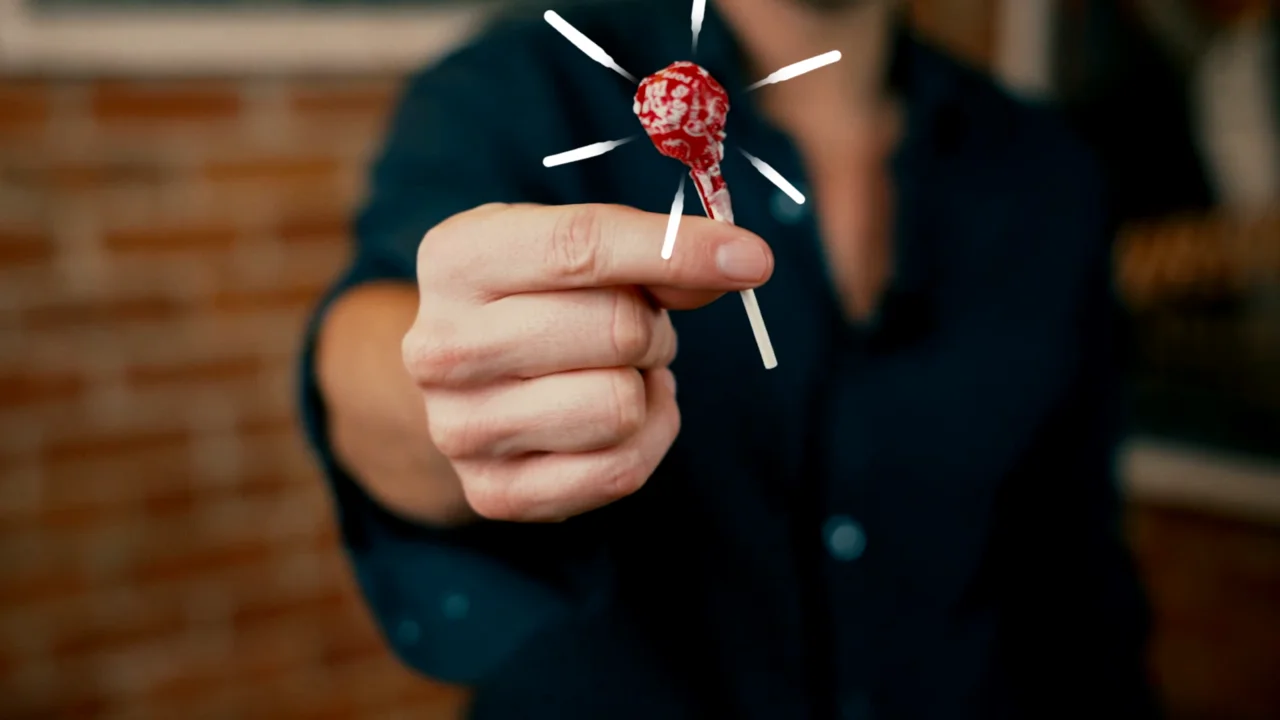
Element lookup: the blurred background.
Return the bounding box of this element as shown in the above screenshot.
[0,0,1276,717]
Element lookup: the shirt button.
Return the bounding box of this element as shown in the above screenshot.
[770,188,807,224]
[824,515,866,562]
[395,618,421,646]
[441,592,470,620]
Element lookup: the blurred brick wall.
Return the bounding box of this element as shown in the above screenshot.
[0,75,469,719]
[1,6,1273,720]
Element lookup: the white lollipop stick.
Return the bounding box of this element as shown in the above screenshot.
[688,168,778,370]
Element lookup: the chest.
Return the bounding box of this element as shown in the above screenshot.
[796,136,898,324]
[807,164,894,322]
[657,143,1079,549]
[592,92,1077,502]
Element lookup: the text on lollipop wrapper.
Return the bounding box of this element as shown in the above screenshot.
[634,61,729,172]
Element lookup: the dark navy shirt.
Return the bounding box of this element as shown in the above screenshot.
[299,2,1157,718]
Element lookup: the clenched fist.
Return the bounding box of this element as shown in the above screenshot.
[402,203,774,522]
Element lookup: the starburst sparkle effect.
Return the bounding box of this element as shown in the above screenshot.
[541,7,842,369]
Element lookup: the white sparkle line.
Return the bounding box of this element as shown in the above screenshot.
[738,148,806,204]
[543,11,637,83]
[745,50,843,91]
[690,0,707,54]
[542,137,634,168]
[662,175,686,259]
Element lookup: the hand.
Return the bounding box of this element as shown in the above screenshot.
[402,203,774,522]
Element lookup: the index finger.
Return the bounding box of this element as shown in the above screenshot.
[441,203,774,299]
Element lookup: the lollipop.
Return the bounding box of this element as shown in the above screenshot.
[635,62,778,369]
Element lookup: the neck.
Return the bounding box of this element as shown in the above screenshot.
[716,0,897,130]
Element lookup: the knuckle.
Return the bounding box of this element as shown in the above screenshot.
[425,411,483,459]
[400,329,428,377]
[463,478,518,521]
[548,205,605,279]
[603,369,647,440]
[402,321,475,386]
[472,201,511,214]
[402,331,453,385]
[420,204,501,288]
[609,292,654,363]
[655,311,679,366]
[607,462,650,501]
[417,223,450,282]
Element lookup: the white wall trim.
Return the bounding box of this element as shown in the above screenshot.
[0,0,496,75]
[1123,437,1280,526]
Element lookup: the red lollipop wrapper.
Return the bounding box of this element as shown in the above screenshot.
[634,61,777,369]
[634,61,734,223]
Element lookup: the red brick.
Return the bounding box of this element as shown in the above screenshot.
[240,429,319,479]
[124,356,262,388]
[276,215,350,245]
[317,616,384,667]
[29,693,111,720]
[79,360,283,430]
[39,503,111,533]
[141,484,196,519]
[0,73,494,720]
[142,660,230,709]
[210,545,327,599]
[0,370,84,408]
[231,587,347,633]
[229,618,322,680]
[0,230,54,266]
[0,568,87,606]
[285,703,360,720]
[203,156,341,184]
[42,428,191,464]
[131,542,268,602]
[50,600,186,659]
[235,415,296,439]
[290,81,398,118]
[128,538,272,586]
[199,172,353,221]
[16,159,164,195]
[211,286,319,314]
[22,297,188,332]
[388,680,471,716]
[42,446,190,507]
[311,520,341,551]
[91,80,242,123]
[238,472,301,499]
[325,657,469,716]
[319,657,413,710]
[103,226,238,255]
[41,164,107,191]
[0,80,51,131]
[240,665,357,720]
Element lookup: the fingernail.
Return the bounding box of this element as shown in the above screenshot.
[715,238,769,282]
[660,368,677,395]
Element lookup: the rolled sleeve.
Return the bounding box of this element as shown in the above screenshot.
[295,23,602,685]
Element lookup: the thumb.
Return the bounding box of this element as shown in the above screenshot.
[643,235,775,309]
[643,285,730,310]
